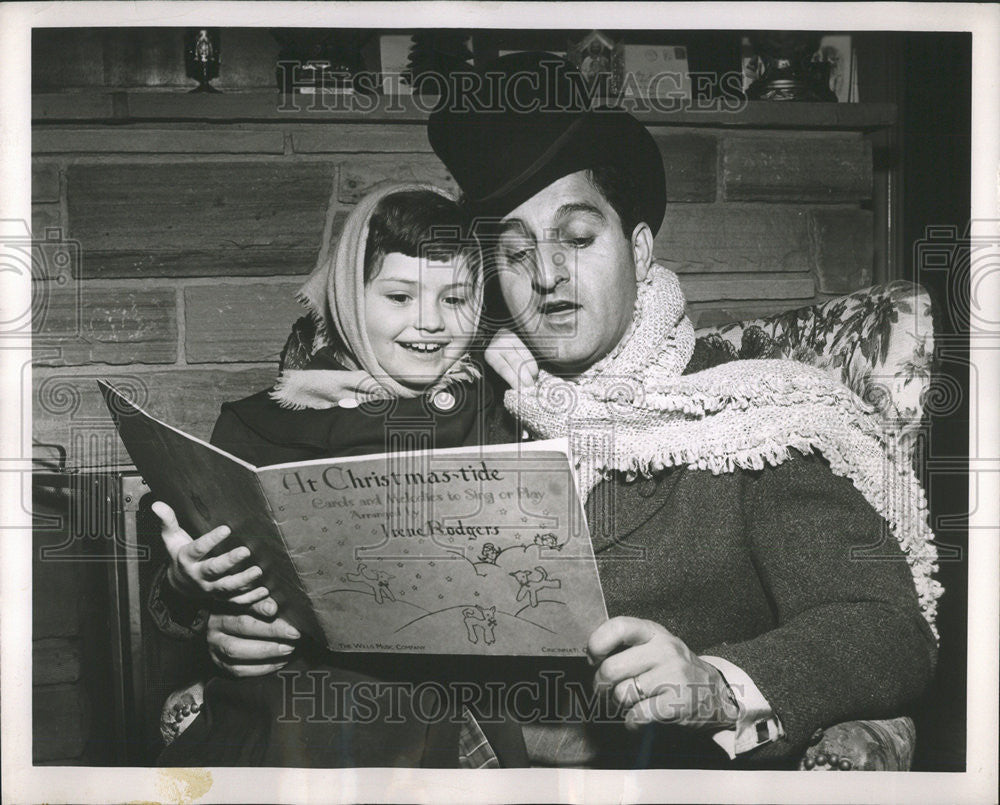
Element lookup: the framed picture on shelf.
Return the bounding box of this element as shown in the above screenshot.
[816,35,858,102]
[621,44,691,100]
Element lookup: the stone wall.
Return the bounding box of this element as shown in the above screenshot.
[32,112,877,467]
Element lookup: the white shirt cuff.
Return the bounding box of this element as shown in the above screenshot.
[701,655,785,759]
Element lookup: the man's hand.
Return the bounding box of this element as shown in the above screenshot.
[206,610,301,677]
[153,501,274,615]
[588,616,740,731]
[485,328,539,390]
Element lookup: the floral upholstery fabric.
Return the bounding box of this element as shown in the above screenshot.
[695,281,934,448]
[696,281,936,772]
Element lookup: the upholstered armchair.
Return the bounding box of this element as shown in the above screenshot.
[160,281,938,771]
[694,279,936,771]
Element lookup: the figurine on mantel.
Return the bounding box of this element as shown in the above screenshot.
[567,30,624,98]
[184,28,222,94]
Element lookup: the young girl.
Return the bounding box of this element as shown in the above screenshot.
[151,182,506,767]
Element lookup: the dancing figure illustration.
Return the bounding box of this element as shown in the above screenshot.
[345,562,396,604]
[509,566,562,607]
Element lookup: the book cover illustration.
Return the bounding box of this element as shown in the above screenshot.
[100,380,609,656]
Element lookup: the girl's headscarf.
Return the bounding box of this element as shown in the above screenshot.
[271,182,482,410]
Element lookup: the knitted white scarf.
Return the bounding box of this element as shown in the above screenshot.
[505,265,942,635]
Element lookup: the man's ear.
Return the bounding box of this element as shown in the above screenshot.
[631,222,653,281]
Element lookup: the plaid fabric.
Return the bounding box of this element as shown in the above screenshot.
[457,707,500,769]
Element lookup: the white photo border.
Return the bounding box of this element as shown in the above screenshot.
[1,2,997,803]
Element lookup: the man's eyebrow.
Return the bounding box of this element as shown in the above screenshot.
[495,204,604,238]
[495,219,531,237]
[554,202,607,222]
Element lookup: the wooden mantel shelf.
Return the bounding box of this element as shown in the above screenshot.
[33,91,897,131]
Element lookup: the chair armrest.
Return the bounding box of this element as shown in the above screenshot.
[799,716,916,770]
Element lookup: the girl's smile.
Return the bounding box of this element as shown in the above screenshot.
[364,251,479,389]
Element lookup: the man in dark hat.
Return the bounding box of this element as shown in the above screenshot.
[200,53,936,770]
[422,52,936,768]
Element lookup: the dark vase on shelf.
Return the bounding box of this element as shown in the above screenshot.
[184,28,222,93]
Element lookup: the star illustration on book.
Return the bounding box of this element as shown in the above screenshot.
[499,508,507,516]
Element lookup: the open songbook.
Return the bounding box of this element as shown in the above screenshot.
[100,381,608,656]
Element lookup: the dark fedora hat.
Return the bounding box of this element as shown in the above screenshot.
[427,52,667,235]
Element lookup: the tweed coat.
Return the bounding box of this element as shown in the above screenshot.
[477,341,936,767]
[496,422,938,767]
